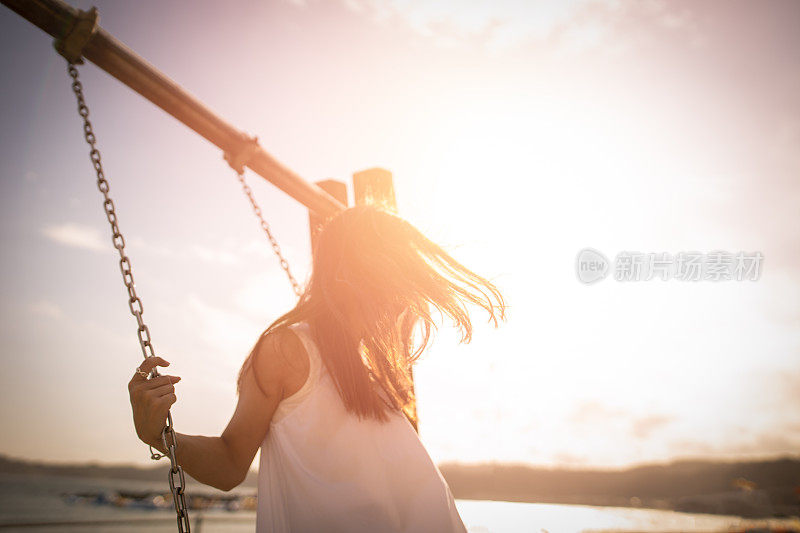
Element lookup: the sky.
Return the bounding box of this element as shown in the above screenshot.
[0,0,798,470]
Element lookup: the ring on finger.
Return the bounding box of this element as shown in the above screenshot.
[135,366,149,379]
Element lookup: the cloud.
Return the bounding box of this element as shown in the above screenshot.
[126,236,278,266]
[126,236,176,258]
[670,429,800,459]
[551,0,702,52]
[730,431,800,456]
[570,401,674,440]
[183,294,260,355]
[41,223,107,253]
[630,414,674,440]
[333,0,703,55]
[339,0,594,51]
[189,245,240,266]
[28,301,63,319]
[569,400,627,424]
[233,274,299,316]
[550,450,591,466]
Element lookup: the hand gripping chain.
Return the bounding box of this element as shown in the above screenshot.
[67,63,191,533]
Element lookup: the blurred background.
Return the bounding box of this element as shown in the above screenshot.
[1,0,798,531]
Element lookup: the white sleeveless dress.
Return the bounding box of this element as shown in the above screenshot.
[256,321,467,533]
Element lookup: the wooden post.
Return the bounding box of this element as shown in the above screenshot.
[352,168,418,432]
[309,179,348,259]
[353,167,397,213]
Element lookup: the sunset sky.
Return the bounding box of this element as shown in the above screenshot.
[1,0,798,470]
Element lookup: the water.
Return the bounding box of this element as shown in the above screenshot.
[456,500,798,532]
[0,473,797,532]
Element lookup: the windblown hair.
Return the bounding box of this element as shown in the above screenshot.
[238,204,506,425]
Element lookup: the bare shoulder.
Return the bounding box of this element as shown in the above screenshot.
[248,325,309,400]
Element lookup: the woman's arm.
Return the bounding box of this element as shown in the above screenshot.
[128,328,299,491]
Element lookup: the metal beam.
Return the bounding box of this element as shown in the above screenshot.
[2,0,346,219]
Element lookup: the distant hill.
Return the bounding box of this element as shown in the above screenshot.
[0,454,259,488]
[1,454,798,518]
[440,457,800,518]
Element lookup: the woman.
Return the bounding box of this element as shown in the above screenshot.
[129,205,506,532]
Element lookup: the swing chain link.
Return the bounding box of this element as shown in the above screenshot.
[235,171,303,297]
[67,63,191,533]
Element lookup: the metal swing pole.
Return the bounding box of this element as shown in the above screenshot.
[1,0,346,219]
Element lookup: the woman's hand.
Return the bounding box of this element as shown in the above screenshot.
[128,356,181,449]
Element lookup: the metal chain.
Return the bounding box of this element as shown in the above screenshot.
[66,63,191,533]
[234,171,303,297]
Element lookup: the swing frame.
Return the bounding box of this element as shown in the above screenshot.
[2,0,346,218]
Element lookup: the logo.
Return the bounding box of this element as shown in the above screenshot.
[576,248,609,284]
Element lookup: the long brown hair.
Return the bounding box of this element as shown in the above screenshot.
[239,205,506,425]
